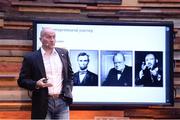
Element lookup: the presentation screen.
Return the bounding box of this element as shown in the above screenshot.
[33,20,174,106]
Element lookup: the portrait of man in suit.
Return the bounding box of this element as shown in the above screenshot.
[102,51,132,86]
[72,52,98,86]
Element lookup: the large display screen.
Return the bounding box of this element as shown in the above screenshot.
[33,20,174,106]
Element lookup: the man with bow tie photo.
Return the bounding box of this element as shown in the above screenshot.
[73,52,98,86]
[102,52,132,86]
[17,27,73,119]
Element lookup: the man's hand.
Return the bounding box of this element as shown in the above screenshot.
[36,78,53,88]
[139,70,144,79]
[150,67,158,76]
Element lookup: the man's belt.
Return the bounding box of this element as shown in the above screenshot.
[48,94,63,99]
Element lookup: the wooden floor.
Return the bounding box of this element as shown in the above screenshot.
[0,110,124,120]
[0,110,179,120]
[0,111,30,119]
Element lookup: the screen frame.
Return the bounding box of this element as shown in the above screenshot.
[33,20,174,107]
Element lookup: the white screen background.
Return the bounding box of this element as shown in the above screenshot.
[36,23,167,104]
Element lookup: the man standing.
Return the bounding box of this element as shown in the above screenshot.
[102,52,132,86]
[73,52,98,86]
[17,27,73,119]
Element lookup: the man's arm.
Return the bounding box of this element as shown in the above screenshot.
[17,54,37,90]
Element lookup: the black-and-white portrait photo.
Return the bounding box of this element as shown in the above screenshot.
[70,50,98,86]
[101,51,133,86]
[135,51,163,87]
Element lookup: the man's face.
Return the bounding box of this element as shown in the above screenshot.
[78,55,89,70]
[114,54,125,71]
[40,29,56,49]
[145,54,156,69]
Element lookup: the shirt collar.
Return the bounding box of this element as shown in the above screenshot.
[41,47,57,56]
